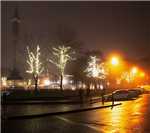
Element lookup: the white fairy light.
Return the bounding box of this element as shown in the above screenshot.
[26,45,44,77]
[116,77,122,84]
[28,79,31,85]
[48,46,76,93]
[123,71,135,83]
[84,56,108,79]
[26,46,34,73]
[48,46,76,78]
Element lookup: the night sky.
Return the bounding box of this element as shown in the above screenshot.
[1,1,150,68]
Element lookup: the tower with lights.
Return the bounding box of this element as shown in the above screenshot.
[7,5,23,89]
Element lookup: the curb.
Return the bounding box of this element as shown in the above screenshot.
[1,100,82,105]
[1,103,122,120]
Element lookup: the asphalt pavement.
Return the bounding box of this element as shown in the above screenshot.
[1,97,122,120]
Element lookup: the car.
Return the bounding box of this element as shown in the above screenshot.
[136,89,142,95]
[104,90,134,101]
[140,88,147,94]
[127,89,139,97]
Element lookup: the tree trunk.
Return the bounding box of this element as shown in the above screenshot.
[95,77,97,90]
[33,73,38,94]
[35,79,38,94]
[60,74,63,94]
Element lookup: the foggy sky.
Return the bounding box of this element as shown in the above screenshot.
[1,1,150,68]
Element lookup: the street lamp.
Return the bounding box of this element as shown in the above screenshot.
[140,72,145,77]
[110,57,120,88]
[132,68,137,74]
[111,57,119,66]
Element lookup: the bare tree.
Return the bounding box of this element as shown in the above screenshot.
[26,45,44,93]
[18,30,47,90]
[84,56,108,90]
[48,23,83,52]
[47,23,83,92]
[48,46,76,94]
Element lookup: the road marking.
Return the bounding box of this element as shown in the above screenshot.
[54,116,105,133]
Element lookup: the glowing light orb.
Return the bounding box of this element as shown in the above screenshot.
[100,85,103,89]
[140,72,145,77]
[132,68,137,74]
[63,79,67,84]
[45,80,50,85]
[111,57,119,66]
[72,87,75,90]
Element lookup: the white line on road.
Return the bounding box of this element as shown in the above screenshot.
[54,116,105,133]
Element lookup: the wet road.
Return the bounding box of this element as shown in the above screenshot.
[2,94,150,133]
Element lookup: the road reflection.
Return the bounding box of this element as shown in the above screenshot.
[95,94,150,133]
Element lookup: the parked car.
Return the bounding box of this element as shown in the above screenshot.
[140,88,147,94]
[127,89,139,97]
[104,90,134,101]
[136,89,142,95]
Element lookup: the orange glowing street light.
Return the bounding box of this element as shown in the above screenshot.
[140,72,145,77]
[111,57,119,66]
[132,68,137,74]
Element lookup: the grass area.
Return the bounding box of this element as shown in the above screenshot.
[6,90,75,100]
[6,89,105,100]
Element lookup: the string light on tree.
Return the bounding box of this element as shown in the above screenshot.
[26,45,44,75]
[85,56,108,79]
[116,77,122,84]
[98,63,108,79]
[122,68,137,84]
[123,71,134,83]
[85,56,100,78]
[84,56,108,89]
[48,46,76,93]
[26,45,44,92]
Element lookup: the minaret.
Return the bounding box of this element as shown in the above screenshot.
[7,5,23,81]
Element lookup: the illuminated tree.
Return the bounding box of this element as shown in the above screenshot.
[84,56,108,90]
[70,50,104,89]
[48,46,76,93]
[26,45,44,93]
[18,30,47,89]
[116,68,137,88]
[123,71,135,84]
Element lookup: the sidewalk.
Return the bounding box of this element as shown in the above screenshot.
[1,98,122,120]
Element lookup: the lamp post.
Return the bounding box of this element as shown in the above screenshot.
[110,57,119,88]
